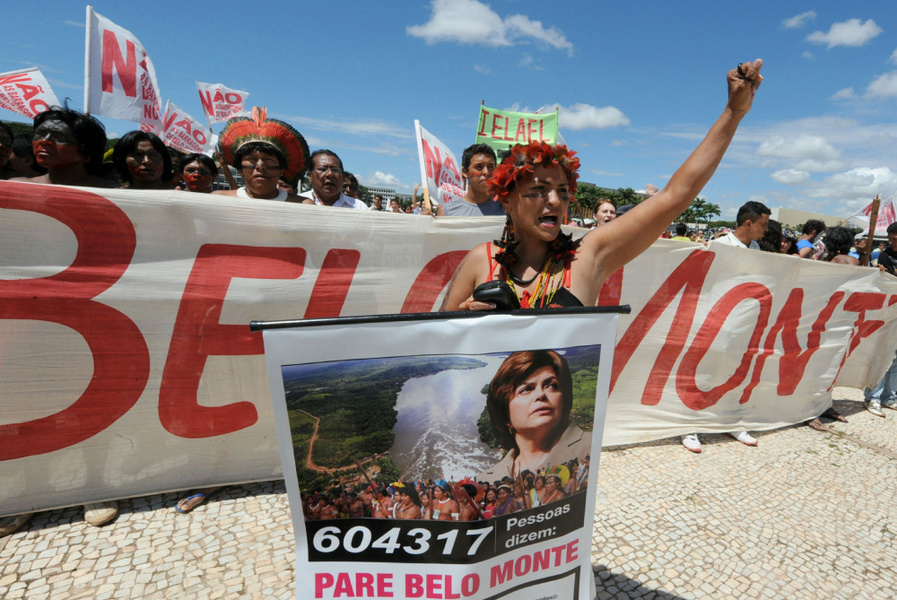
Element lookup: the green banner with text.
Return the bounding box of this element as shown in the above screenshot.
[475,105,558,152]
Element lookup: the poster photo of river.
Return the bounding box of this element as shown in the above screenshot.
[279,344,601,500]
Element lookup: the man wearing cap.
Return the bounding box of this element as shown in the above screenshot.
[849,232,881,263]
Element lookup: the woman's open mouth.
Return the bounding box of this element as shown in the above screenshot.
[539,215,559,227]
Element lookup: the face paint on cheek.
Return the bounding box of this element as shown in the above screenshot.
[34,140,85,169]
[185,174,213,190]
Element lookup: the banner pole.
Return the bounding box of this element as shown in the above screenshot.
[83,5,94,115]
[413,119,433,214]
[218,153,238,191]
[861,195,880,267]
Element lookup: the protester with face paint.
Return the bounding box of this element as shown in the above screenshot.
[10,107,111,188]
[178,153,218,194]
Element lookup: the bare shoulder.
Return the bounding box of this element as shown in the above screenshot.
[463,241,493,277]
[440,241,494,311]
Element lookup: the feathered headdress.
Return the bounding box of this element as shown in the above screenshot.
[547,464,571,486]
[218,106,310,181]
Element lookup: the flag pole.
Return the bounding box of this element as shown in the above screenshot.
[860,195,880,267]
[83,5,94,116]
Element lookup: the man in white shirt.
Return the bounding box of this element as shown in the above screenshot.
[302,149,369,209]
[713,201,770,250]
[679,201,770,454]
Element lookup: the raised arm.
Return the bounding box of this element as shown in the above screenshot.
[582,59,763,281]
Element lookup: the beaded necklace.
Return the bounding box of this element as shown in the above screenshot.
[505,256,559,308]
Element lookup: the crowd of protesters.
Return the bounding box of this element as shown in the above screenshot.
[1,61,894,535]
[302,455,589,522]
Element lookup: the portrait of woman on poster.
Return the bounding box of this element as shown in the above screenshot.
[477,350,591,482]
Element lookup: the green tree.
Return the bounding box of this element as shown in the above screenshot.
[677,197,720,225]
[614,187,641,206]
[574,185,644,223]
[574,182,603,212]
[357,183,373,205]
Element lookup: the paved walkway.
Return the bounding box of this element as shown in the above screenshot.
[2,387,895,599]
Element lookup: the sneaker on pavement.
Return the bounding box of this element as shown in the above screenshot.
[882,398,897,411]
[84,501,118,527]
[681,434,702,453]
[0,513,34,537]
[866,399,885,418]
[732,431,758,446]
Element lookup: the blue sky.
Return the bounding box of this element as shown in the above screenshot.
[2,1,897,220]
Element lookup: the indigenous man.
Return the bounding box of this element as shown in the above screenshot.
[301,149,368,209]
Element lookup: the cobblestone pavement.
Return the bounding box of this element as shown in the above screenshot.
[2,387,895,599]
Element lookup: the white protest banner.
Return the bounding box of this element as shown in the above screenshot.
[260,310,619,600]
[2,179,897,516]
[196,81,250,124]
[415,120,464,207]
[845,194,897,237]
[84,6,162,133]
[0,68,60,118]
[161,100,213,154]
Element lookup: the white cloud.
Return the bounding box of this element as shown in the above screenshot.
[11,60,63,74]
[407,0,573,54]
[519,53,544,71]
[830,87,856,100]
[300,134,410,158]
[782,11,816,30]
[504,14,572,53]
[63,20,85,28]
[588,169,625,178]
[541,103,630,130]
[757,134,840,162]
[770,169,811,185]
[806,18,882,48]
[811,167,897,201]
[363,171,407,190]
[802,51,816,60]
[716,116,897,214]
[46,77,83,91]
[278,114,411,139]
[473,64,491,74]
[891,49,897,65]
[865,71,897,98]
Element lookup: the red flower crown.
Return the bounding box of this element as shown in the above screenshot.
[488,141,580,203]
